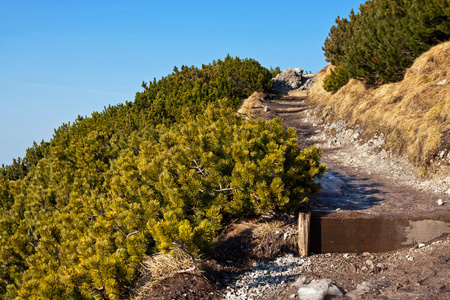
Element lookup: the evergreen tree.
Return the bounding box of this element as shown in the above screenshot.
[323,0,450,87]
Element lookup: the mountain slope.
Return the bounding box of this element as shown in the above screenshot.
[309,41,450,175]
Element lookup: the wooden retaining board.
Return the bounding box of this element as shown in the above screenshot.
[308,211,450,253]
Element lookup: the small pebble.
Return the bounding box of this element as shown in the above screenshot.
[406,255,414,261]
[362,252,372,257]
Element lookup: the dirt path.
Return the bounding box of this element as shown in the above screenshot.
[137,92,450,300]
[261,92,450,215]
[261,237,450,299]
[251,91,450,299]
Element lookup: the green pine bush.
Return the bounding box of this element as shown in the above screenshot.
[0,56,327,299]
[323,0,450,87]
[323,63,351,92]
[269,66,282,77]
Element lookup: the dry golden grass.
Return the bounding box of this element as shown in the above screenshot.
[309,41,450,171]
[287,90,309,98]
[251,219,298,258]
[133,248,198,298]
[237,91,266,117]
[252,219,284,237]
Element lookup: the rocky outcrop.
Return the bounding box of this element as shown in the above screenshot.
[273,68,318,92]
[300,74,319,91]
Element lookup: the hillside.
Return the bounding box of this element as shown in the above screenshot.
[1,48,449,300]
[0,57,328,300]
[133,43,450,300]
[309,41,450,177]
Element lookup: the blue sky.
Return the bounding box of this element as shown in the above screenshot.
[0,0,365,166]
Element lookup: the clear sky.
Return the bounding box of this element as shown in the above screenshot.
[0,0,365,166]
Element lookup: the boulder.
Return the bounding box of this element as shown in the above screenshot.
[273,68,304,91]
[294,277,343,300]
[273,68,318,91]
[301,74,319,91]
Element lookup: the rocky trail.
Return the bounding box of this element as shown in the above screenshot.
[262,91,450,215]
[220,90,450,300]
[139,71,450,300]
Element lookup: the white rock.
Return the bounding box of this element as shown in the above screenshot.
[437,199,444,205]
[298,286,326,300]
[418,243,425,248]
[365,259,374,270]
[347,281,372,298]
[296,277,342,300]
[327,284,343,296]
[446,189,450,196]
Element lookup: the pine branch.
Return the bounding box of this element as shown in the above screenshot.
[213,187,235,192]
[189,159,208,177]
[115,223,140,238]
[383,37,395,49]
[213,182,234,192]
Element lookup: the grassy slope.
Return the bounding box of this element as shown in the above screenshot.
[309,41,450,175]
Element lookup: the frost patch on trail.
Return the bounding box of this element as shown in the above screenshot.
[315,172,345,196]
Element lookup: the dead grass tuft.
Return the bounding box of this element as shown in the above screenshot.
[252,219,284,237]
[251,220,297,258]
[237,91,267,117]
[309,41,450,172]
[133,248,199,299]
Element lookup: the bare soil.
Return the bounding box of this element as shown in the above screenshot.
[135,92,450,299]
[262,91,450,215]
[262,237,450,299]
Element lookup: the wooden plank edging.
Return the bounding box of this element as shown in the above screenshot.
[298,212,311,257]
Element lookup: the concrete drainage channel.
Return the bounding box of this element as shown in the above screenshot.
[308,211,450,254]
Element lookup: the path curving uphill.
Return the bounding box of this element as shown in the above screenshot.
[261,90,450,217]
[222,89,450,300]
